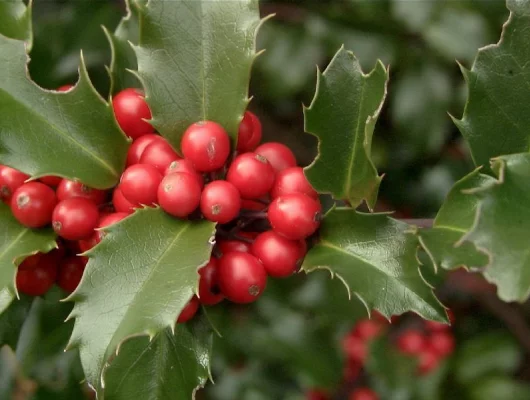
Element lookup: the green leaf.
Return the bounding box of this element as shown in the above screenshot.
[133,0,262,148]
[461,153,530,302]
[0,0,32,47]
[418,169,492,270]
[105,0,143,94]
[301,208,446,321]
[453,1,530,166]
[304,47,387,209]
[0,34,129,189]
[468,376,530,400]
[0,295,32,349]
[104,319,212,400]
[0,203,57,306]
[454,332,521,384]
[66,208,215,394]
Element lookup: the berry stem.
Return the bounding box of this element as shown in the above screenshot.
[239,210,267,219]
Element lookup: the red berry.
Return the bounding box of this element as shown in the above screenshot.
[57,179,106,205]
[268,193,321,240]
[57,256,86,293]
[396,330,427,355]
[271,167,318,199]
[181,121,230,172]
[353,319,384,341]
[200,181,241,223]
[120,164,162,206]
[16,252,58,296]
[306,389,330,400]
[139,140,180,173]
[112,88,154,139]
[344,360,362,381]
[78,236,98,253]
[177,296,200,323]
[237,111,262,152]
[217,252,267,304]
[52,198,99,240]
[349,388,379,400]
[418,349,440,375]
[255,142,297,173]
[126,134,165,166]
[0,166,29,203]
[241,199,267,211]
[39,176,62,187]
[226,153,275,199]
[198,258,224,306]
[11,182,57,228]
[216,240,251,256]
[112,186,135,214]
[428,331,455,357]
[95,212,129,243]
[425,320,450,332]
[157,172,201,218]
[57,84,73,92]
[342,334,367,363]
[165,159,204,188]
[251,231,305,278]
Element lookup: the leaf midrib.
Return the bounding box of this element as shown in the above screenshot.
[317,239,435,307]
[0,85,119,179]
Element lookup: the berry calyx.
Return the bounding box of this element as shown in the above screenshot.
[57,179,106,205]
[126,134,165,166]
[112,88,154,139]
[226,153,275,199]
[157,172,202,218]
[216,240,251,256]
[139,140,180,173]
[217,251,267,304]
[0,165,29,203]
[11,182,57,228]
[181,121,230,172]
[271,166,318,199]
[255,142,297,172]
[165,159,204,188]
[349,388,379,400]
[198,258,224,306]
[200,180,241,223]
[52,198,99,240]
[428,331,455,357]
[57,256,87,293]
[16,252,58,296]
[177,296,200,323]
[237,111,262,152]
[396,330,426,355]
[251,231,305,278]
[268,193,321,240]
[112,186,136,214]
[120,164,163,206]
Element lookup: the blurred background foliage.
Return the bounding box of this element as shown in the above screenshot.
[11,1,529,399]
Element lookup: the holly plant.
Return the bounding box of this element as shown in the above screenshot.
[0,0,529,399]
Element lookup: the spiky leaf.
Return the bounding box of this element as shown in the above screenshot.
[0,203,56,308]
[104,320,212,400]
[302,208,445,321]
[304,47,387,209]
[0,0,32,46]
[418,169,491,270]
[133,0,262,148]
[0,34,129,189]
[67,208,215,394]
[453,1,530,166]
[461,153,530,302]
[105,0,144,94]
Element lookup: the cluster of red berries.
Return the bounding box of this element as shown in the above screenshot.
[0,87,321,324]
